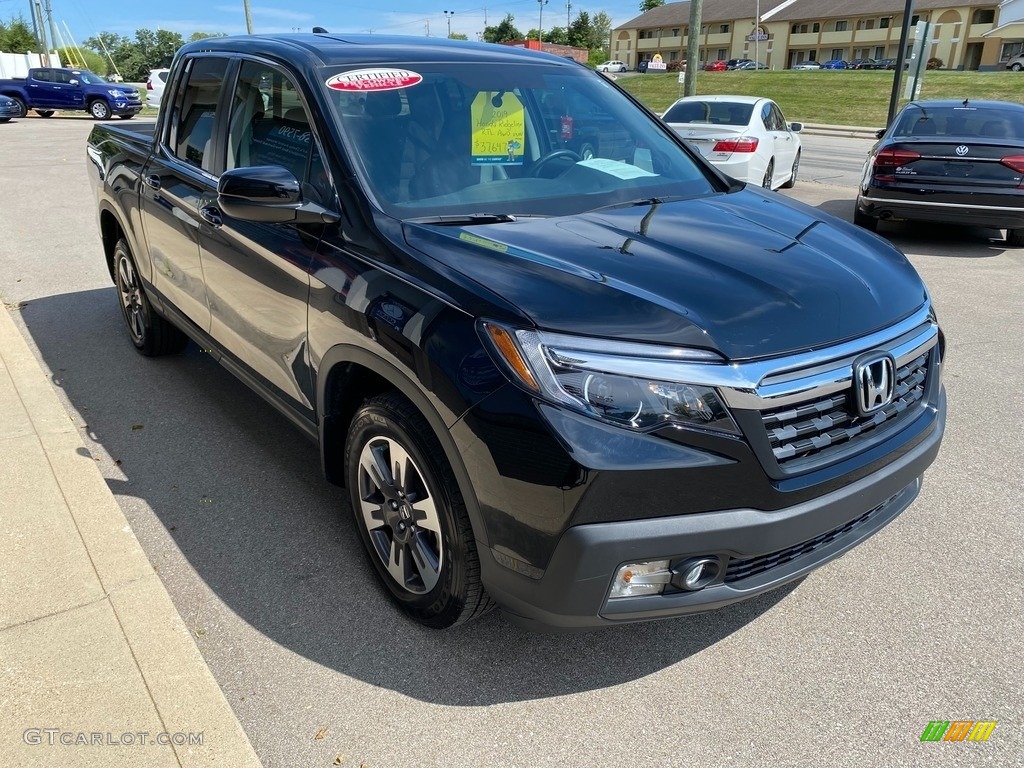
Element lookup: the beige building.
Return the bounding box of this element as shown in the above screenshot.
[613,0,1022,70]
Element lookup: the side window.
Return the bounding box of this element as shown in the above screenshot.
[55,71,76,85]
[226,61,331,204]
[760,103,773,131]
[33,70,52,82]
[771,104,788,131]
[169,57,229,173]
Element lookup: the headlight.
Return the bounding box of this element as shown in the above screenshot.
[107,89,125,97]
[481,322,739,435]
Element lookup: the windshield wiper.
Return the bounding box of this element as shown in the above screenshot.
[406,213,519,225]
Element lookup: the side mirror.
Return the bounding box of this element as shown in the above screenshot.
[218,166,338,225]
[69,79,79,85]
[790,122,803,133]
[875,128,886,139]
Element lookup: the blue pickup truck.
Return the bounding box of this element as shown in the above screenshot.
[0,67,142,119]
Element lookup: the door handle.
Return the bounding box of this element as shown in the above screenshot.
[199,205,223,228]
[143,174,161,190]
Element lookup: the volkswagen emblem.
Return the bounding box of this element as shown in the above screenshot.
[852,351,896,417]
[955,145,969,156]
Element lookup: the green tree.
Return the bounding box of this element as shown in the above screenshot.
[0,15,41,53]
[482,14,523,43]
[188,31,226,42]
[567,11,591,48]
[589,12,613,52]
[56,46,107,74]
[449,32,468,40]
[542,26,569,45]
[640,0,665,11]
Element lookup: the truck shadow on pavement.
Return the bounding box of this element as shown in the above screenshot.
[20,287,798,706]
[814,197,1010,256]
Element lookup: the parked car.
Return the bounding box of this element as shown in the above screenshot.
[876,58,899,70]
[725,58,754,70]
[0,93,19,122]
[849,58,879,70]
[88,34,945,631]
[820,59,848,69]
[734,61,768,70]
[855,99,1024,245]
[662,94,802,189]
[791,61,821,70]
[597,60,627,72]
[703,60,728,71]
[0,67,141,119]
[146,68,170,108]
[1005,53,1024,71]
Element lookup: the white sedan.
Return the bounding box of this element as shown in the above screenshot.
[661,95,802,189]
[597,60,627,73]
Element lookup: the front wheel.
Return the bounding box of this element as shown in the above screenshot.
[1007,228,1024,246]
[89,99,111,120]
[344,392,493,628]
[782,151,800,188]
[1011,63,1023,72]
[114,239,188,356]
[761,159,774,189]
[35,109,54,118]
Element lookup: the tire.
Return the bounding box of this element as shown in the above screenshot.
[344,392,493,629]
[1011,63,1023,72]
[782,151,799,188]
[35,109,54,117]
[578,142,596,160]
[118,114,134,120]
[89,99,111,120]
[0,118,8,123]
[853,205,879,232]
[762,159,774,189]
[113,239,188,356]
[8,96,26,118]
[1007,229,1024,246]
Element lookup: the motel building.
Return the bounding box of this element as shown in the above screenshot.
[612,0,1024,70]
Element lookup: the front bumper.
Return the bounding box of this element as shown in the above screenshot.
[112,101,143,116]
[481,389,945,630]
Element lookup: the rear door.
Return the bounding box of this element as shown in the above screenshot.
[764,101,797,176]
[26,70,59,108]
[138,55,230,332]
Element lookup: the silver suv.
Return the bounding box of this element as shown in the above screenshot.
[1006,53,1024,71]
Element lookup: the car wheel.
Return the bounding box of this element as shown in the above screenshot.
[114,239,188,356]
[9,96,26,118]
[35,109,54,117]
[853,206,879,232]
[1007,228,1024,246]
[89,99,111,120]
[578,142,596,161]
[1011,63,1023,72]
[344,392,493,628]
[762,159,774,189]
[782,151,800,188]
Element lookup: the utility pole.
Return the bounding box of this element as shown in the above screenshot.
[538,0,548,43]
[754,0,760,66]
[43,0,58,60]
[243,0,254,34]
[444,10,454,38]
[684,0,703,96]
[567,1,571,29]
[887,0,916,126]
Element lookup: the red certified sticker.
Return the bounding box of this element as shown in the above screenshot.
[325,68,423,92]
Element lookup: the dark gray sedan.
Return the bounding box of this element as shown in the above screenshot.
[0,94,19,122]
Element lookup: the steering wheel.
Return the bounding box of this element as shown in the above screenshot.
[530,149,582,178]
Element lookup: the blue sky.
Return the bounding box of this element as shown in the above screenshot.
[22,0,648,44]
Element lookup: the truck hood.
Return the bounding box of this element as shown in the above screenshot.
[401,188,927,360]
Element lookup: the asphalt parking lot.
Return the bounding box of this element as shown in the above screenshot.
[1,116,1022,768]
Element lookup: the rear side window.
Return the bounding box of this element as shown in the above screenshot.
[169,57,229,172]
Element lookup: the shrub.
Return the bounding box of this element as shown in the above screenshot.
[667,60,683,72]
[926,57,943,70]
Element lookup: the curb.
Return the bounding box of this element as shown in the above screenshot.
[800,122,880,140]
[0,305,263,768]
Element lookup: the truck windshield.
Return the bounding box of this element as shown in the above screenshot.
[320,62,715,219]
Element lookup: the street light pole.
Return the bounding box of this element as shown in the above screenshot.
[444,10,454,38]
[538,0,548,44]
[754,0,760,67]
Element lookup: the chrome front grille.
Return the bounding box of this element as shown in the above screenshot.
[761,352,930,468]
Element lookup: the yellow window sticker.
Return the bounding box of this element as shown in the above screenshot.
[471,91,525,166]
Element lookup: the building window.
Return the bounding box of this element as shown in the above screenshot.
[812,23,820,32]
[701,25,708,34]
[718,48,727,59]
[972,9,995,24]
[719,24,730,33]
[835,20,848,32]
[879,17,891,29]
[1001,41,1023,59]
[792,23,809,33]
[911,15,920,25]
[671,27,680,36]
[856,19,874,30]
[669,50,678,60]
[831,48,845,60]
[875,46,885,58]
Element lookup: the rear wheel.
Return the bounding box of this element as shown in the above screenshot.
[1007,229,1024,246]
[35,109,54,118]
[762,159,774,189]
[853,205,879,232]
[8,96,26,118]
[114,239,188,356]
[89,99,111,120]
[782,151,800,188]
[1011,63,1023,72]
[344,392,493,628]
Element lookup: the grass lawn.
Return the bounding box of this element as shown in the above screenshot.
[617,70,1024,127]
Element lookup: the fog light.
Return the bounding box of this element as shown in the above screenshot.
[608,560,671,599]
[673,557,722,591]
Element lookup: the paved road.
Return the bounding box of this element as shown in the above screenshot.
[796,133,875,188]
[1,117,1022,768]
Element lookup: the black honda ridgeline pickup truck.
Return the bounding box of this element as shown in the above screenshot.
[87,34,946,630]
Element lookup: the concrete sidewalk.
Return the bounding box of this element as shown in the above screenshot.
[0,305,261,768]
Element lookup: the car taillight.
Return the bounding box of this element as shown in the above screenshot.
[1000,155,1024,174]
[146,80,153,90]
[712,137,759,153]
[873,148,920,180]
